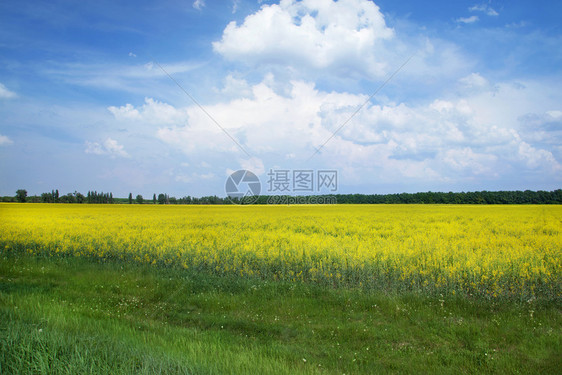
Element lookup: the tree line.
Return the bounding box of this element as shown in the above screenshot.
[9,190,115,204]
[235,189,562,204]
[5,188,562,205]
[330,189,562,204]
[8,190,227,205]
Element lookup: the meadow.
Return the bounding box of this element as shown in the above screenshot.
[1,203,561,373]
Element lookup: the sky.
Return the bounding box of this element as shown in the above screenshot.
[1,0,561,198]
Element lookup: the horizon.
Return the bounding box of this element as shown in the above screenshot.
[1,0,561,197]
[6,187,561,202]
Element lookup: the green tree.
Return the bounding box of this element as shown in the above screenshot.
[75,191,85,204]
[128,193,133,204]
[136,194,144,204]
[28,195,41,203]
[158,193,166,205]
[15,189,27,203]
[153,194,157,204]
[60,193,76,204]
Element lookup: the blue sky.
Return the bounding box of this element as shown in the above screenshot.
[1,0,561,198]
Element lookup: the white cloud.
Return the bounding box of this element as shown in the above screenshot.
[85,138,130,158]
[213,0,394,78]
[193,0,205,10]
[442,147,498,175]
[218,75,253,98]
[108,103,140,120]
[104,72,561,189]
[469,4,499,16]
[518,110,562,141]
[458,72,489,89]
[0,83,17,99]
[0,134,14,145]
[232,0,240,13]
[108,98,187,125]
[456,15,479,24]
[505,21,527,29]
[157,78,368,158]
[517,141,560,170]
[175,172,215,183]
[546,110,562,119]
[212,0,473,88]
[42,61,202,94]
[239,157,265,175]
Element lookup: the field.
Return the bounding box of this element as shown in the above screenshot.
[1,204,560,300]
[1,203,561,373]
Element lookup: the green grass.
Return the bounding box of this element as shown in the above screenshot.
[1,254,560,374]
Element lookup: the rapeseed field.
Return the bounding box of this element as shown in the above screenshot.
[1,203,560,300]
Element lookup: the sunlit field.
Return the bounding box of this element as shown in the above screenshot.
[1,203,560,301]
[2,203,561,374]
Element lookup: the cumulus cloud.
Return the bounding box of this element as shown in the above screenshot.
[85,138,129,158]
[0,134,14,145]
[518,110,562,136]
[108,98,187,125]
[102,67,560,189]
[0,83,17,99]
[456,3,497,26]
[212,0,473,88]
[239,157,265,176]
[546,110,562,119]
[511,113,562,169]
[218,75,253,98]
[458,72,489,89]
[442,147,498,175]
[142,75,561,184]
[213,0,394,78]
[456,15,479,24]
[517,140,560,170]
[156,78,364,158]
[193,0,205,10]
[469,4,499,16]
[108,103,141,120]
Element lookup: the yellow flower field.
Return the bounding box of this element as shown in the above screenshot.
[1,203,560,299]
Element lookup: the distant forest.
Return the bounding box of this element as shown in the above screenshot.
[5,188,562,205]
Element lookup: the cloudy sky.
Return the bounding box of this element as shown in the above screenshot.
[1,0,561,198]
